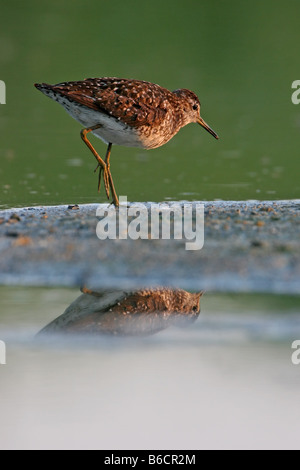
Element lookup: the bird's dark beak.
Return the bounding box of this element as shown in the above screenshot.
[196,291,205,302]
[197,117,219,139]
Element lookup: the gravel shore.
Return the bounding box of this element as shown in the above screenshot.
[0,200,299,293]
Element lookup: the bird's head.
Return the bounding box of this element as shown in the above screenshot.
[170,289,205,328]
[173,289,204,315]
[173,88,219,139]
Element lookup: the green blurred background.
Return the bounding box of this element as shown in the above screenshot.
[0,0,299,208]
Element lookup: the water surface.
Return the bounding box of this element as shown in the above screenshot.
[0,287,300,449]
[0,1,300,208]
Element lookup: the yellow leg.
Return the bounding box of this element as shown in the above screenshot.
[80,125,110,199]
[105,143,119,207]
[96,143,119,207]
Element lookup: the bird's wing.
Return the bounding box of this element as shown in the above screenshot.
[38,289,129,334]
[53,78,170,127]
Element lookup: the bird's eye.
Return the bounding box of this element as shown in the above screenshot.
[192,104,198,111]
[192,305,198,312]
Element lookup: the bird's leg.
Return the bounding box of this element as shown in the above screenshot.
[96,143,119,206]
[104,143,119,207]
[96,144,113,200]
[96,143,110,195]
[80,125,110,199]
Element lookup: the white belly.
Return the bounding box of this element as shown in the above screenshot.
[47,90,144,147]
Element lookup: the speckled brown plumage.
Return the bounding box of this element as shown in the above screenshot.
[38,287,204,336]
[47,78,178,135]
[35,77,218,205]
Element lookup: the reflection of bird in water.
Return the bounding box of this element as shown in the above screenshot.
[38,288,204,336]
